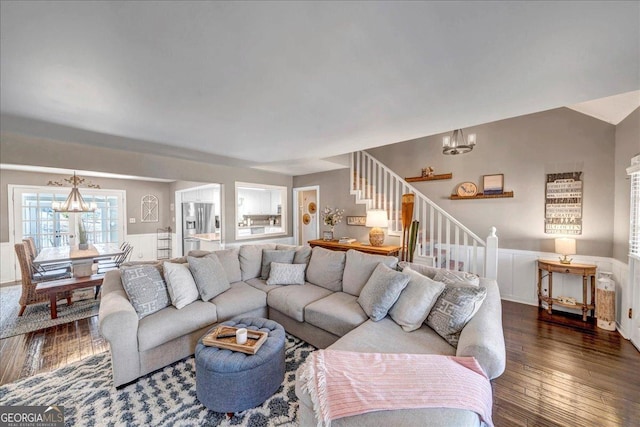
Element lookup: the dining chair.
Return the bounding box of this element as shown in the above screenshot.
[97,243,133,274]
[14,242,72,316]
[22,237,72,279]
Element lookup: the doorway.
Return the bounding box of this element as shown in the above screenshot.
[293,186,320,246]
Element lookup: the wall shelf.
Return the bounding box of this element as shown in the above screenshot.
[157,227,172,260]
[449,191,514,200]
[405,173,453,182]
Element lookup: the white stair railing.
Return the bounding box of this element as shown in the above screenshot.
[350,151,498,279]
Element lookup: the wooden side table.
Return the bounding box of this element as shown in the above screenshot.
[308,239,401,257]
[537,259,597,321]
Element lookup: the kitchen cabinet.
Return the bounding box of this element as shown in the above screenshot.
[182,188,216,203]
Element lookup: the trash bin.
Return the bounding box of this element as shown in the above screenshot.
[596,272,616,331]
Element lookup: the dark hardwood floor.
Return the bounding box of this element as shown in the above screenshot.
[0,300,638,426]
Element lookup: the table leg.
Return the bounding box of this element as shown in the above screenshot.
[547,272,553,315]
[49,293,58,320]
[537,268,542,309]
[591,275,596,318]
[582,275,588,321]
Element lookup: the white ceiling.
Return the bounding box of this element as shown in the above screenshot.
[1,2,638,175]
[568,90,640,125]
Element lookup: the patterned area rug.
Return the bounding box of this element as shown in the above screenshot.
[0,334,316,426]
[0,285,101,339]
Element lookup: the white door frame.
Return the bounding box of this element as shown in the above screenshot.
[293,186,320,246]
[8,184,127,279]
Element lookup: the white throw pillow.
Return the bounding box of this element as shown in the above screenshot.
[389,267,446,332]
[163,262,199,309]
[266,262,306,285]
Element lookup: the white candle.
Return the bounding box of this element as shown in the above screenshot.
[236,328,248,345]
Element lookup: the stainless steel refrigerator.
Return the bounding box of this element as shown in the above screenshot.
[182,202,215,254]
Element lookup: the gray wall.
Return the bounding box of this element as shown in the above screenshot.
[295,108,620,257]
[613,107,640,261]
[0,169,171,241]
[0,132,293,244]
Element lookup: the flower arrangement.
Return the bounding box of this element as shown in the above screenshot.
[321,206,344,229]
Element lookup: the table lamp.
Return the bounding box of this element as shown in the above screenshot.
[366,209,388,247]
[555,238,576,264]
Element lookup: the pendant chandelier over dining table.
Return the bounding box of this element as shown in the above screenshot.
[48,172,100,212]
[442,129,476,155]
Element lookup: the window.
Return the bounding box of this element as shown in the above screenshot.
[12,186,125,249]
[235,182,287,240]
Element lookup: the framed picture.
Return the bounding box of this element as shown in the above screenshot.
[308,202,317,214]
[346,216,367,226]
[322,231,334,241]
[483,174,504,195]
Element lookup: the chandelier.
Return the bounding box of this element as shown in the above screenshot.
[442,129,476,155]
[48,172,100,212]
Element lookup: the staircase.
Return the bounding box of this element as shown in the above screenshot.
[350,151,498,279]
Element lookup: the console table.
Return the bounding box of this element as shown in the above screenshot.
[537,259,597,321]
[308,239,402,257]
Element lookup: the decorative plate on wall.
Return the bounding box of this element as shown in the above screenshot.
[303,213,311,225]
[308,202,317,214]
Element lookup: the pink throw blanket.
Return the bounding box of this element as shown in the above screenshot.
[298,350,493,427]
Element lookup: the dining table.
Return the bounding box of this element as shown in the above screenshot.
[34,243,125,277]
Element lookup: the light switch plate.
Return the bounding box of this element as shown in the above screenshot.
[129,218,136,223]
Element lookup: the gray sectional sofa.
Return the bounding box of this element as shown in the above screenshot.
[98,243,505,426]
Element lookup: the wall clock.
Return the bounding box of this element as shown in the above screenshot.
[456,182,478,197]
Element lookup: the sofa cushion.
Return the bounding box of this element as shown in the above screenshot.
[398,261,438,278]
[389,267,446,332]
[261,249,296,279]
[343,249,398,296]
[245,277,283,294]
[163,261,199,309]
[276,244,312,265]
[239,244,277,280]
[329,317,456,355]
[209,281,267,321]
[137,300,218,351]
[209,248,242,283]
[267,262,306,285]
[187,255,231,301]
[305,246,346,292]
[305,292,368,337]
[426,285,487,347]
[357,263,409,321]
[120,265,170,319]
[267,283,332,322]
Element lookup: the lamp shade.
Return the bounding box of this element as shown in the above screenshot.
[555,238,576,255]
[366,209,388,228]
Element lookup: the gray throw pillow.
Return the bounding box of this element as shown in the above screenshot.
[163,262,199,309]
[426,285,487,347]
[343,249,398,296]
[261,249,296,279]
[120,265,170,319]
[187,255,231,301]
[432,269,480,287]
[305,247,346,292]
[276,244,312,264]
[266,262,306,285]
[357,263,410,321]
[389,267,446,332]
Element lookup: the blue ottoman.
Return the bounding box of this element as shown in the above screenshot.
[195,317,286,414]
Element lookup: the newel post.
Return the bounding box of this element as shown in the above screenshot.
[485,227,498,280]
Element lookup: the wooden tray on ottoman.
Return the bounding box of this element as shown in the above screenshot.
[202,325,268,355]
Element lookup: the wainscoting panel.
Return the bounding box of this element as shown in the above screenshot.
[0,242,17,285]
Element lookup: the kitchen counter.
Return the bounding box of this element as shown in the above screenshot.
[192,233,221,241]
